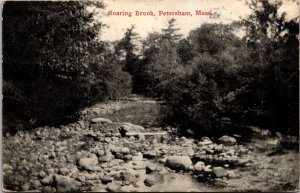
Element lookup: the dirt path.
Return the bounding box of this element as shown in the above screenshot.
[3,96,299,192]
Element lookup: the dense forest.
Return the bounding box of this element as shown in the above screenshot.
[3,0,299,137]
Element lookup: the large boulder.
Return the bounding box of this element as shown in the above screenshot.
[91,117,112,124]
[78,154,98,171]
[118,123,145,137]
[218,135,236,146]
[165,156,192,170]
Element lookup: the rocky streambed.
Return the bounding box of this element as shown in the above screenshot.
[3,116,255,192]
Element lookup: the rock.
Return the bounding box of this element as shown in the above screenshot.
[186,147,195,156]
[198,137,213,146]
[132,152,143,161]
[21,183,30,191]
[108,159,124,167]
[41,175,54,185]
[143,150,157,159]
[144,177,157,187]
[165,156,192,170]
[120,171,137,185]
[58,168,69,176]
[54,175,81,192]
[99,154,113,162]
[3,164,13,172]
[120,184,136,192]
[106,182,122,192]
[91,117,112,124]
[237,158,250,166]
[159,158,167,164]
[203,165,212,173]
[42,186,56,193]
[85,132,99,141]
[101,175,113,184]
[118,123,145,137]
[78,154,98,171]
[194,161,205,172]
[227,170,239,178]
[212,167,229,178]
[218,135,236,146]
[31,180,41,189]
[77,121,85,129]
[124,154,132,161]
[111,147,130,155]
[39,171,47,178]
[146,165,156,174]
[214,144,224,153]
[84,173,98,180]
[75,174,86,182]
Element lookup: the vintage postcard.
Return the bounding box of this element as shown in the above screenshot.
[2,0,299,192]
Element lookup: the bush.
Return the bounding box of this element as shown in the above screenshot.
[162,57,223,136]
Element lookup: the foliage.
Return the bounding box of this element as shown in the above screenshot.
[134,18,183,96]
[3,1,131,133]
[234,0,299,133]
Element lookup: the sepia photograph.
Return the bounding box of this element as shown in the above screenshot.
[2,0,299,192]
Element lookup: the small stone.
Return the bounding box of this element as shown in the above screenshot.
[108,159,124,167]
[59,168,69,176]
[143,151,157,159]
[42,186,56,193]
[124,154,132,161]
[77,121,85,129]
[78,154,98,171]
[132,152,143,161]
[39,171,47,178]
[41,175,54,185]
[3,164,13,171]
[212,167,229,178]
[84,173,98,180]
[21,183,30,191]
[120,171,136,185]
[198,137,213,145]
[99,154,113,162]
[101,175,113,184]
[203,165,212,173]
[144,177,157,187]
[54,175,81,192]
[97,150,106,157]
[106,182,122,192]
[194,161,205,172]
[31,180,41,189]
[75,174,86,182]
[146,165,156,174]
[227,170,239,178]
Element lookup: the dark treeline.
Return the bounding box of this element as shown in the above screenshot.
[3,0,299,136]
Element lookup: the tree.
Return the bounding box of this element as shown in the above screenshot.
[237,0,299,133]
[135,18,183,96]
[3,1,132,133]
[115,25,140,74]
[161,18,182,42]
[161,22,248,136]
